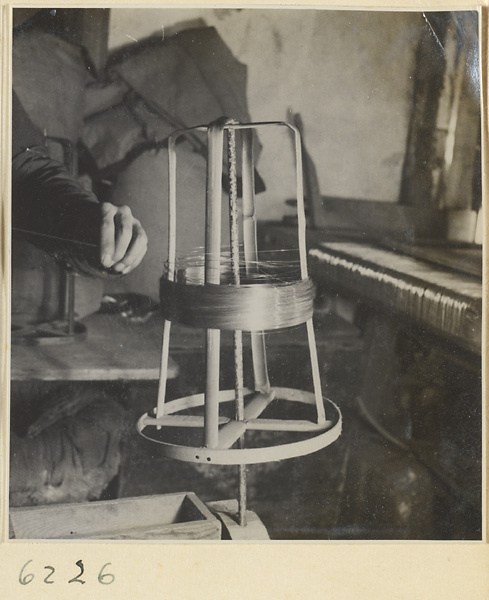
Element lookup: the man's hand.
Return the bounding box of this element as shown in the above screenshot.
[100,203,148,274]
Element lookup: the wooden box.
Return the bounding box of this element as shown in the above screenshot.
[10,492,221,540]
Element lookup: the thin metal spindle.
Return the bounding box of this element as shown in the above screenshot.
[227,125,247,527]
[227,126,244,419]
[239,465,247,527]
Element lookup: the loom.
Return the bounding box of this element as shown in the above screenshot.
[137,118,342,535]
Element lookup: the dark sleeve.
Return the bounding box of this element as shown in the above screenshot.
[12,90,44,157]
[12,91,109,277]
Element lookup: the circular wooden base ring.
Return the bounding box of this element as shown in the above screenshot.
[137,388,342,465]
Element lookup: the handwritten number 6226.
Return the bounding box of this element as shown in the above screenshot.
[19,560,114,585]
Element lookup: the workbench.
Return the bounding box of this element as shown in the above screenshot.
[309,241,482,355]
[11,312,179,382]
[260,223,482,538]
[308,240,482,539]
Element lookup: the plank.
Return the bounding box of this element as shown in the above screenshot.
[312,242,482,301]
[11,312,179,381]
[83,520,220,541]
[388,242,482,278]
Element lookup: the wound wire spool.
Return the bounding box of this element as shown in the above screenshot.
[159,251,315,331]
[138,118,342,472]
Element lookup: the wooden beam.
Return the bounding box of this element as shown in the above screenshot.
[217,391,275,450]
[207,499,270,540]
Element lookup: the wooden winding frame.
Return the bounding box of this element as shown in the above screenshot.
[138,119,342,465]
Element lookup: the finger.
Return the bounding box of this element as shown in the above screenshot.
[115,220,148,274]
[112,205,135,265]
[100,203,117,267]
[121,247,146,275]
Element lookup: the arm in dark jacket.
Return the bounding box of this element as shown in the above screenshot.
[11,92,148,277]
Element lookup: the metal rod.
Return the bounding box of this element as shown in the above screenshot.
[239,464,247,527]
[227,125,247,528]
[227,127,244,421]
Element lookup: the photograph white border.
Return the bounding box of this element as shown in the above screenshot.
[1,1,487,598]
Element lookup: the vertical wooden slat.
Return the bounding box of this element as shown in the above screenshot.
[157,135,178,417]
[242,128,270,393]
[204,120,227,448]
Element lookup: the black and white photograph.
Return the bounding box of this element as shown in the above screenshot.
[7,5,483,547]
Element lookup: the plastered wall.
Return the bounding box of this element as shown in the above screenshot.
[108,8,423,219]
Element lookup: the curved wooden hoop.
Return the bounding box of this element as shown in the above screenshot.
[137,388,342,465]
